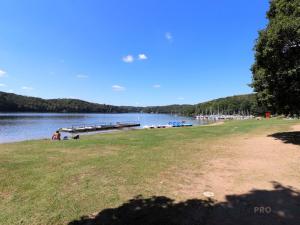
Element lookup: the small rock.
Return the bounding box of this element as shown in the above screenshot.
[203,191,215,198]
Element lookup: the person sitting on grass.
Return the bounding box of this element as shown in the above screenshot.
[52,130,61,140]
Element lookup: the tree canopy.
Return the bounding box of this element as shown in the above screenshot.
[251,0,300,115]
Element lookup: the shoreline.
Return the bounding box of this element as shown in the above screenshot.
[0,113,203,144]
[0,128,133,145]
[0,122,214,144]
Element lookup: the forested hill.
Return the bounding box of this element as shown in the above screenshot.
[0,91,262,115]
[194,94,265,115]
[142,94,264,115]
[0,92,140,113]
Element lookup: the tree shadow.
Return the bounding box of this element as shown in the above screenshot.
[68,182,300,225]
[268,131,300,145]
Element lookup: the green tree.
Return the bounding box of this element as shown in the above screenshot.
[251,0,300,115]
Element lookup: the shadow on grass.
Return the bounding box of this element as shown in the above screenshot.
[69,182,300,225]
[268,131,300,145]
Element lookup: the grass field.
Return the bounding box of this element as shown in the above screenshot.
[0,119,298,225]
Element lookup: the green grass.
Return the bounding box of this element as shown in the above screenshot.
[0,119,298,225]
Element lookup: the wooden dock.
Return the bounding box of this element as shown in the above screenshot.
[59,122,140,133]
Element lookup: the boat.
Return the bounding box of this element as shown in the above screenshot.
[181,123,193,127]
[143,122,192,129]
[60,128,74,132]
[168,121,193,127]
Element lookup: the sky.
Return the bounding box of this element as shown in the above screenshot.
[0,0,269,106]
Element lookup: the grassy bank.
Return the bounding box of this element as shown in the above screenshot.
[0,119,298,225]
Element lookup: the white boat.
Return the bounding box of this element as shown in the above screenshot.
[144,124,172,129]
[60,128,74,132]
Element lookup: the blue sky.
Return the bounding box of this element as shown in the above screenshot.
[0,0,269,106]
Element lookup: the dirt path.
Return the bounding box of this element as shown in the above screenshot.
[164,124,300,201]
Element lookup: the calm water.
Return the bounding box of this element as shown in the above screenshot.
[0,113,208,143]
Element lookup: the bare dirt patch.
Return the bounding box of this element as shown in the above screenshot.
[159,124,300,202]
[291,124,300,131]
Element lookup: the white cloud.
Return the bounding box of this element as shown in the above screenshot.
[0,69,7,77]
[165,32,173,42]
[0,83,6,87]
[153,84,161,88]
[177,97,184,100]
[8,89,14,93]
[21,86,33,91]
[112,85,125,92]
[76,74,88,79]
[138,54,148,60]
[122,55,134,63]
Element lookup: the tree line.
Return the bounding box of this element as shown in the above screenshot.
[0,91,262,116]
[0,92,140,113]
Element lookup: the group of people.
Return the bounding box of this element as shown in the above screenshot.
[52,130,80,141]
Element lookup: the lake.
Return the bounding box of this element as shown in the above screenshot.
[0,113,208,143]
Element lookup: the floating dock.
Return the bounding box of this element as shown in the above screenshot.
[59,122,140,133]
[143,122,193,129]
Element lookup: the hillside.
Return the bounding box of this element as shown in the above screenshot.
[0,92,139,113]
[0,91,261,115]
[195,94,265,115]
